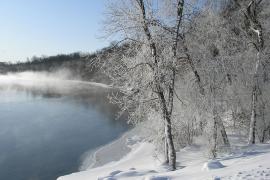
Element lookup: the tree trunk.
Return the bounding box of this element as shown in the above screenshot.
[164,130,169,163]
[261,129,266,143]
[158,90,176,170]
[212,112,218,159]
[248,87,257,144]
[269,126,270,140]
[212,91,230,152]
[217,115,230,146]
[258,105,267,143]
[260,125,269,143]
[186,53,205,95]
[232,110,237,130]
[165,119,176,170]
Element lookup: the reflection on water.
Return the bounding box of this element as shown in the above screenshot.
[0,78,129,180]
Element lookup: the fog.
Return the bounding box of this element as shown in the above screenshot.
[0,69,109,93]
[0,70,111,97]
[0,70,118,121]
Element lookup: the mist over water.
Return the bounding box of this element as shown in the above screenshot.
[0,71,128,180]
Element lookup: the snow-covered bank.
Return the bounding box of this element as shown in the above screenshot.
[80,129,139,170]
[58,141,160,180]
[58,133,270,180]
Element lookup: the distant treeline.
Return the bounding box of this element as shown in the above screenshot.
[0,43,130,83]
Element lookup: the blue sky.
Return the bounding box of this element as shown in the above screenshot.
[0,0,109,62]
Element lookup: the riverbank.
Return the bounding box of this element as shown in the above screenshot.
[58,132,270,180]
[79,128,140,170]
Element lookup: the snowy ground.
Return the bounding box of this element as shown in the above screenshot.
[58,132,270,180]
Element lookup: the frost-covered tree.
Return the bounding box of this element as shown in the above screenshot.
[97,0,270,165]
[99,0,203,170]
[221,0,270,144]
[183,11,235,157]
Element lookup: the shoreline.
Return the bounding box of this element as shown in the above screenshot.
[79,128,139,171]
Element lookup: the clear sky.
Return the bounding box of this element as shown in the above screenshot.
[0,0,109,62]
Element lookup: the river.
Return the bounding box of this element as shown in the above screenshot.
[0,75,129,180]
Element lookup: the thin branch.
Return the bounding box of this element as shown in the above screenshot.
[128,62,154,71]
[174,87,186,106]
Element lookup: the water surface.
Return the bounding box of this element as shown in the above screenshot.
[0,78,128,180]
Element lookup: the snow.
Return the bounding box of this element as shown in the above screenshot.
[202,160,225,171]
[58,142,160,180]
[80,130,138,170]
[58,134,270,180]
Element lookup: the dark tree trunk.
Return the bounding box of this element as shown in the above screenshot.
[164,130,169,163]
[212,111,218,159]
[218,117,230,146]
[260,126,269,143]
[248,87,257,144]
